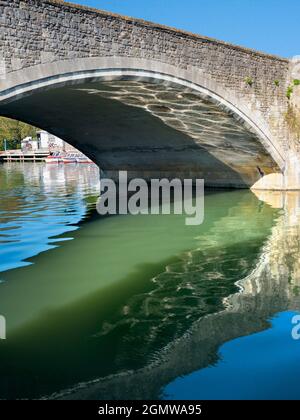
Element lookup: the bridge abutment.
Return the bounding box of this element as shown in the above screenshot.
[253,59,300,190]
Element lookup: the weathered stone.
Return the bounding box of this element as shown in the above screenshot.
[0,0,298,188]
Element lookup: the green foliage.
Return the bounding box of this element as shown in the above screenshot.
[286,79,300,100]
[287,85,294,100]
[293,286,300,297]
[245,77,253,87]
[274,80,280,87]
[0,117,38,150]
[285,104,300,140]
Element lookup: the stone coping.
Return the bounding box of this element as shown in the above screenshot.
[41,0,288,62]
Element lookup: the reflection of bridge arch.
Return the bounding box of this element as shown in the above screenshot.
[48,192,300,400]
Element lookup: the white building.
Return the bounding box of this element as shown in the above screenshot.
[36,130,65,151]
[21,131,76,153]
[21,136,39,151]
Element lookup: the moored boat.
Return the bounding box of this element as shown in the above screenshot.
[45,152,63,164]
[76,154,93,164]
[62,153,77,164]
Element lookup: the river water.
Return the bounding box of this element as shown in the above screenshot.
[0,162,300,400]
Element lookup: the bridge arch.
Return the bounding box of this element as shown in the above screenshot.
[0,57,284,187]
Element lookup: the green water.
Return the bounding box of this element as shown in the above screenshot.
[0,163,299,400]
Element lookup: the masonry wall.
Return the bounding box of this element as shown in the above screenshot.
[0,0,292,155]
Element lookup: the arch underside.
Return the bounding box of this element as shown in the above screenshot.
[0,71,281,188]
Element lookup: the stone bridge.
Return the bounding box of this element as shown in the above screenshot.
[0,0,300,188]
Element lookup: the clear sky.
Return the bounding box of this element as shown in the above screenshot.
[70,0,300,58]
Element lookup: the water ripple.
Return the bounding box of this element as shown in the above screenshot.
[0,163,100,273]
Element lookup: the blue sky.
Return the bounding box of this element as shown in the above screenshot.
[71,0,300,58]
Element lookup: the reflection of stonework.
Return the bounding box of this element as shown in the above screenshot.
[250,191,300,304]
[47,192,300,400]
